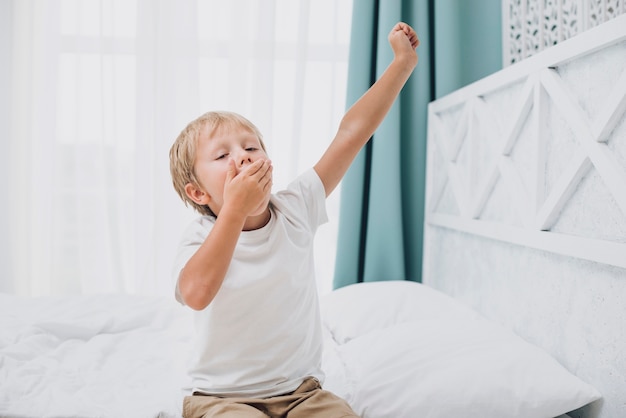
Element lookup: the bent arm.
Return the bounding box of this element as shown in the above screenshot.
[178,159,273,310]
[314,22,419,196]
[177,209,246,310]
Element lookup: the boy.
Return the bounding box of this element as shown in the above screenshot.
[169,22,419,418]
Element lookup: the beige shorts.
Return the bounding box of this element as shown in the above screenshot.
[182,377,359,418]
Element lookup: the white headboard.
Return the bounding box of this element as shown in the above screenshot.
[424,15,626,418]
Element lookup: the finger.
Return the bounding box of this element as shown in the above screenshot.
[401,24,419,48]
[241,160,270,186]
[226,159,237,183]
[253,160,271,178]
[240,158,266,176]
[253,159,272,179]
[261,174,273,191]
[392,23,417,47]
[261,166,273,191]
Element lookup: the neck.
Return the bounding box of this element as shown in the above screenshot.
[242,206,271,231]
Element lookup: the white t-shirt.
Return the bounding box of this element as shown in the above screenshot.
[173,168,328,398]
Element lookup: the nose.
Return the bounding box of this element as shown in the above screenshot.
[233,151,253,168]
[238,156,253,166]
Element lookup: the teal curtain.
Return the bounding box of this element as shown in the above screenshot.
[333,0,502,288]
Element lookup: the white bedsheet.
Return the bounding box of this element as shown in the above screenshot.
[0,293,193,418]
[0,283,598,418]
[0,293,353,418]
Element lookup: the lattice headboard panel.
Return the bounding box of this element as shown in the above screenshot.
[427,16,626,269]
[424,15,626,418]
[503,0,626,65]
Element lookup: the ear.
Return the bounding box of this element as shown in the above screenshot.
[184,182,211,206]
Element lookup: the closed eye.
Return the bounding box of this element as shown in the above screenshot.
[245,147,257,152]
[216,153,228,160]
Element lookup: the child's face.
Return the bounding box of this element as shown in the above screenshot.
[191,124,271,218]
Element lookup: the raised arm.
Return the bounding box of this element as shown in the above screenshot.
[314,22,419,196]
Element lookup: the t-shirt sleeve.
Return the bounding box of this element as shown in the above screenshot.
[276,168,328,231]
[171,217,213,304]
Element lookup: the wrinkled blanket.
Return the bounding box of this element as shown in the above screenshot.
[0,293,192,418]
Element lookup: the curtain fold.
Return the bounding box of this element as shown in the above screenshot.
[334,0,432,288]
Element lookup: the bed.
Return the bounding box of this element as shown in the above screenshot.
[0,282,599,418]
[2,12,624,418]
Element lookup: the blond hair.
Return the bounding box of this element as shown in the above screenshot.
[169,111,267,216]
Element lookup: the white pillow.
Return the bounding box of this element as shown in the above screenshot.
[335,319,601,418]
[320,281,481,344]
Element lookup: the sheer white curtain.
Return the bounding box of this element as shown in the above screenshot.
[2,0,352,297]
